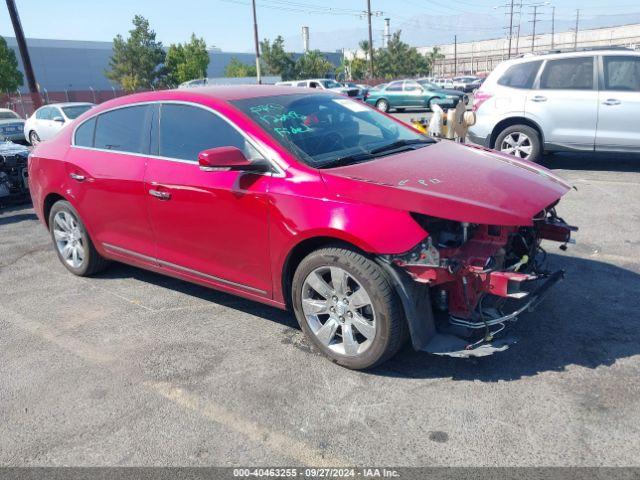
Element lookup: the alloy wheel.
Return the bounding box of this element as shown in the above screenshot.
[301,266,376,357]
[53,210,85,269]
[376,100,389,112]
[500,132,532,159]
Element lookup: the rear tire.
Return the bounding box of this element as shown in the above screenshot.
[375,99,389,113]
[494,124,542,162]
[29,130,40,146]
[292,247,407,370]
[49,200,109,276]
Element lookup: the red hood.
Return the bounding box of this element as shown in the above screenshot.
[320,141,571,226]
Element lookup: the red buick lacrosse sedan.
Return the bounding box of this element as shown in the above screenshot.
[28,86,575,369]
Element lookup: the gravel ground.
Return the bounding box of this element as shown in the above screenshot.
[1,145,639,466]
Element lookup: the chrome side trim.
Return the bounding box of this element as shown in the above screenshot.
[102,242,267,296]
[70,99,286,177]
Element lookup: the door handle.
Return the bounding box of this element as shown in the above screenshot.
[69,173,86,182]
[149,189,171,200]
[602,98,621,106]
[530,95,547,102]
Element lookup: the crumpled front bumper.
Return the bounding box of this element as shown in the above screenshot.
[422,269,564,358]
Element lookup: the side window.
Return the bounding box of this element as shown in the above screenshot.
[386,81,403,91]
[497,61,542,89]
[403,81,421,92]
[540,57,594,90]
[94,105,152,154]
[603,56,640,92]
[296,82,307,87]
[36,107,52,120]
[74,117,96,147]
[159,104,261,162]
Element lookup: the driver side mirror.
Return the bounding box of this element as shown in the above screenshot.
[52,116,65,123]
[198,146,270,173]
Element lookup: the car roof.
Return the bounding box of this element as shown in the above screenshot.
[40,102,95,108]
[504,48,640,67]
[182,85,316,99]
[71,86,333,118]
[0,108,17,113]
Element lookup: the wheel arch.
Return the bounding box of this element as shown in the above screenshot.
[43,192,68,227]
[281,236,369,310]
[490,117,544,149]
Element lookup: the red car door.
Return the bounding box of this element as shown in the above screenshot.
[65,105,155,258]
[144,103,272,298]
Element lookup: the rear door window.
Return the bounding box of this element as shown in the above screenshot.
[93,105,152,154]
[386,81,403,92]
[603,56,640,91]
[159,103,260,162]
[403,81,421,92]
[540,57,594,90]
[497,61,542,89]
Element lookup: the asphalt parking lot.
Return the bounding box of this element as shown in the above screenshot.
[1,134,640,465]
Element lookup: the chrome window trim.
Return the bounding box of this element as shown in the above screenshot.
[70,99,286,177]
[102,242,268,296]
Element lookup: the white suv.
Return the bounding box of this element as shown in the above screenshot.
[468,48,640,162]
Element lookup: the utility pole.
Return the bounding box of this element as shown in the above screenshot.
[573,9,580,50]
[5,0,38,97]
[507,0,515,58]
[529,4,542,53]
[251,0,262,84]
[454,35,458,76]
[551,6,556,50]
[366,0,374,78]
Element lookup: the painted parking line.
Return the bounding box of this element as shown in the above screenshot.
[1,303,347,466]
[146,381,348,467]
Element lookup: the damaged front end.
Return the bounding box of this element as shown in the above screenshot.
[381,207,577,358]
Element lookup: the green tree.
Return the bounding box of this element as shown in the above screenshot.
[295,50,333,79]
[337,55,367,81]
[426,46,444,75]
[224,57,257,77]
[106,15,166,91]
[165,34,209,86]
[358,40,371,62]
[375,31,429,79]
[0,36,23,92]
[260,36,295,80]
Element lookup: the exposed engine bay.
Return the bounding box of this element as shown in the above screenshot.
[0,141,29,206]
[385,205,577,357]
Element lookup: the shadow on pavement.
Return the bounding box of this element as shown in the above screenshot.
[374,253,639,381]
[541,152,640,173]
[100,251,639,382]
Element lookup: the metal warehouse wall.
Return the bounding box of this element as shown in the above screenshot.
[3,37,342,92]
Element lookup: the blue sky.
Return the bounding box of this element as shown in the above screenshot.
[1,0,639,52]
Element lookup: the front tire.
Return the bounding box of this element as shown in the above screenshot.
[49,200,109,276]
[291,247,406,369]
[494,124,542,162]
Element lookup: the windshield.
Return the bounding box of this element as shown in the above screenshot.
[62,105,93,119]
[232,93,433,169]
[0,111,20,120]
[320,80,342,89]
